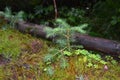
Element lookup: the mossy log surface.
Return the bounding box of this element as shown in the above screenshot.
[16,21,120,57]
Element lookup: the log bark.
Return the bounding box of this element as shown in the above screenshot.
[16,21,120,57]
[74,34,120,56]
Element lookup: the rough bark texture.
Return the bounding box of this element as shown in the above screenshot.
[74,34,120,56]
[16,21,47,39]
[16,21,120,57]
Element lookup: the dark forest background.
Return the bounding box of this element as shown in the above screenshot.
[0,0,120,41]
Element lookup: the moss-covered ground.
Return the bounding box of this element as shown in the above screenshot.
[0,29,120,80]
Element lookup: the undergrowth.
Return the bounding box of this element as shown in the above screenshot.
[44,19,87,74]
[0,27,119,80]
[43,18,119,79]
[0,7,24,29]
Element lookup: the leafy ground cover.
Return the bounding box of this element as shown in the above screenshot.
[0,28,120,80]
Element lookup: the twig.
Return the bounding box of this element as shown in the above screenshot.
[53,0,58,19]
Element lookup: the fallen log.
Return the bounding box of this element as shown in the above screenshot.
[74,34,120,56]
[16,21,120,57]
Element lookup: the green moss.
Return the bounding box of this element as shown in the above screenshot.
[0,28,48,59]
[0,29,21,59]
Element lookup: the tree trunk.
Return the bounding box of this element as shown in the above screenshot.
[16,21,120,57]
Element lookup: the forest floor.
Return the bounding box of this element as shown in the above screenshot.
[0,29,120,80]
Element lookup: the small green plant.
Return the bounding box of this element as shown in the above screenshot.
[45,19,87,51]
[44,18,88,76]
[105,56,118,65]
[75,49,107,68]
[0,7,24,29]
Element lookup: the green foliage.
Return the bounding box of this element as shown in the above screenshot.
[60,57,68,69]
[43,48,67,69]
[75,49,107,68]
[44,18,88,75]
[33,5,54,24]
[90,0,120,40]
[110,16,120,25]
[45,19,87,50]
[105,56,118,65]
[44,66,54,76]
[35,5,54,16]
[0,7,24,29]
[63,51,73,56]
[44,48,59,63]
[59,7,88,25]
